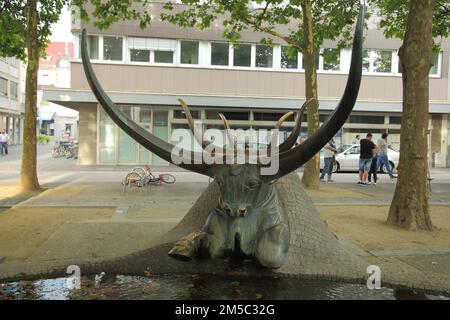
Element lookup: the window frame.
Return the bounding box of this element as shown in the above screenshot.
[180,40,200,65]
[72,33,444,79]
[102,35,125,62]
[210,41,230,66]
[0,77,8,97]
[9,81,18,100]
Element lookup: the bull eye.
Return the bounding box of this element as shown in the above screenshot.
[246,180,261,190]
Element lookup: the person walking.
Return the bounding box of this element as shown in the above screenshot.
[358,133,376,186]
[0,131,8,156]
[377,133,396,179]
[320,138,338,183]
[352,135,360,145]
[368,146,379,185]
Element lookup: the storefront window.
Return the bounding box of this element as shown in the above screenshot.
[99,110,116,164]
[174,109,200,119]
[138,107,152,123]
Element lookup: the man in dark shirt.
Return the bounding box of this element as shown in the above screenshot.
[358,133,376,186]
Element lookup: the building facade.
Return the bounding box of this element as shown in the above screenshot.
[38,41,79,142]
[0,57,24,145]
[43,2,450,167]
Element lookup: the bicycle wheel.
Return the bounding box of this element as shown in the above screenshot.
[161,174,176,184]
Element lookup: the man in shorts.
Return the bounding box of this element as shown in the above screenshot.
[358,133,375,186]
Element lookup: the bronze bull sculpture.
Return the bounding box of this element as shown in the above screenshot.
[80,3,364,269]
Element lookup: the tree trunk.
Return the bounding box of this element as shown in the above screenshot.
[387,0,435,230]
[20,0,41,192]
[301,0,320,190]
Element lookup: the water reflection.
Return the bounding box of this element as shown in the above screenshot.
[0,274,449,300]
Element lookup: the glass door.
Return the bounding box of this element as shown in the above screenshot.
[98,109,117,164]
[118,129,138,164]
[138,123,151,164]
[152,111,168,165]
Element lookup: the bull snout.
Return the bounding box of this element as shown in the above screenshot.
[222,203,249,217]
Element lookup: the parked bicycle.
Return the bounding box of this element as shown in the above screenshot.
[131,166,176,185]
[65,141,78,159]
[122,171,146,193]
[122,166,176,193]
[52,140,78,159]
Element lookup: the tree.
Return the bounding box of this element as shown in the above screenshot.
[374,0,449,230]
[0,0,66,192]
[74,0,362,189]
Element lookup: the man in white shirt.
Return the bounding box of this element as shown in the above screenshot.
[352,135,360,145]
[0,131,9,155]
[376,133,396,179]
[320,138,338,183]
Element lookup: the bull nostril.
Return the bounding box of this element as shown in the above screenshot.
[223,203,232,214]
[238,207,247,216]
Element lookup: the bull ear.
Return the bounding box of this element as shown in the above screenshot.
[267,3,365,180]
[81,29,213,177]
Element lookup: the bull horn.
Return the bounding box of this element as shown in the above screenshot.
[275,112,295,129]
[278,98,312,152]
[219,113,235,148]
[270,3,365,180]
[178,99,211,149]
[81,29,212,177]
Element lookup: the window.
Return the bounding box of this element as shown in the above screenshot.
[206,110,249,121]
[233,44,251,67]
[180,41,199,64]
[119,105,132,118]
[0,77,7,97]
[281,46,298,69]
[349,115,385,124]
[363,49,394,73]
[429,51,441,75]
[389,116,402,125]
[211,42,229,66]
[322,48,340,71]
[255,45,273,68]
[130,49,150,62]
[138,107,152,123]
[347,146,360,155]
[154,51,173,63]
[78,35,99,59]
[103,36,123,61]
[9,81,18,100]
[302,53,320,70]
[362,50,370,72]
[254,112,295,122]
[372,50,392,73]
[174,110,200,119]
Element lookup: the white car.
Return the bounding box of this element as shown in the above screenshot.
[320,144,399,173]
